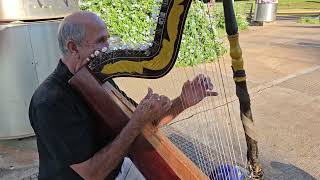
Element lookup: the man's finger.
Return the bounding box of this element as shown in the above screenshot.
[195,74,205,80]
[200,77,213,90]
[206,91,218,96]
[208,83,214,90]
[160,95,170,104]
[144,88,153,99]
[183,80,191,88]
[206,80,214,90]
[194,75,204,84]
[152,118,160,126]
[208,77,213,86]
[151,93,160,102]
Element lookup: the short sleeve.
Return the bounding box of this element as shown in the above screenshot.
[32,101,96,167]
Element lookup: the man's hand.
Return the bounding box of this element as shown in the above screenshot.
[131,88,172,129]
[180,74,218,108]
[71,88,172,180]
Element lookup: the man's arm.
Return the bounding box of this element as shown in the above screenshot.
[157,74,218,127]
[71,88,172,180]
[70,116,142,180]
[156,96,184,127]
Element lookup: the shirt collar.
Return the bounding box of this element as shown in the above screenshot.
[52,60,73,85]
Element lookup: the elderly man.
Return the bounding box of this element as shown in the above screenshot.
[29,11,217,180]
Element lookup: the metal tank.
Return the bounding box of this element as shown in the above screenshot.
[0,0,79,21]
[254,1,278,22]
[0,0,79,139]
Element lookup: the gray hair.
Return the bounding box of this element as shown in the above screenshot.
[58,21,86,56]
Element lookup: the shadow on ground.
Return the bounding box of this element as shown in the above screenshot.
[266,161,316,180]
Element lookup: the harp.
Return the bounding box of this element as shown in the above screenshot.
[69,0,262,179]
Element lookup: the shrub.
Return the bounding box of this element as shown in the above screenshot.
[298,16,320,24]
[212,3,249,32]
[80,0,227,67]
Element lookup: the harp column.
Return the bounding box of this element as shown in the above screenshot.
[228,34,262,178]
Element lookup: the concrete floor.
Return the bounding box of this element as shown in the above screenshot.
[0,18,319,179]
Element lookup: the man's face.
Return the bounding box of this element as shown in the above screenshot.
[77,19,110,68]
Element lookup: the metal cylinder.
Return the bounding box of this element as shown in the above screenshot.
[254,3,278,22]
[0,21,62,139]
[0,0,79,139]
[0,0,79,21]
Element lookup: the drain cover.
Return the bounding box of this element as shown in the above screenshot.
[278,69,320,96]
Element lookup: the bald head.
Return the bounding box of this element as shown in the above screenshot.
[63,11,105,28]
[58,11,107,56]
[58,11,109,74]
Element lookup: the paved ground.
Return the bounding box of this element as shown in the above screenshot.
[0,18,319,179]
[238,18,320,179]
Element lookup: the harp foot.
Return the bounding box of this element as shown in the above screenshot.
[248,163,263,180]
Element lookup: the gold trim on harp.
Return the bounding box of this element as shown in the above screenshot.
[101,0,185,75]
[228,34,246,82]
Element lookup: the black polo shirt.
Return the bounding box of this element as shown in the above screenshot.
[29,60,133,180]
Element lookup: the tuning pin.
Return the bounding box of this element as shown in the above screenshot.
[152,13,158,19]
[94,50,100,56]
[112,45,120,51]
[152,16,158,22]
[137,44,142,50]
[140,44,149,51]
[86,58,90,62]
[90,53,95,58]
[133,43,143,50]
[153,7,160,12]
[109,46,115,51]
[128,44,135,50]
[123,44,129,49]
[102,47,108,52]
[120,45,127,50]
[153,18,158,23]
[150,28,155,35]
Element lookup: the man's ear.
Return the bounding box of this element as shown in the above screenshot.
[66,40,80,59]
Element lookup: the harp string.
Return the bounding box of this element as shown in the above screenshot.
[170,10,217,173]
[170,1,247,177]
[186,62,221,176]
[182,68,213,175]
[160,64,204,172]
[203,1,246,168]
[203,11,242,173]
[167,62,212,175]
[149,8,203,171]
[190,1,236,171]
[109,0,248,177]
[146,1,242,176]
[221,54,247,168]
[196,4,235,174]
[214,16,247,171]
[170,69,208,174]
[185,10,224,175]
[161,1,234,176]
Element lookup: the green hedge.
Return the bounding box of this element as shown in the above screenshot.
[80,0,247,67]
[298,16,320,24]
